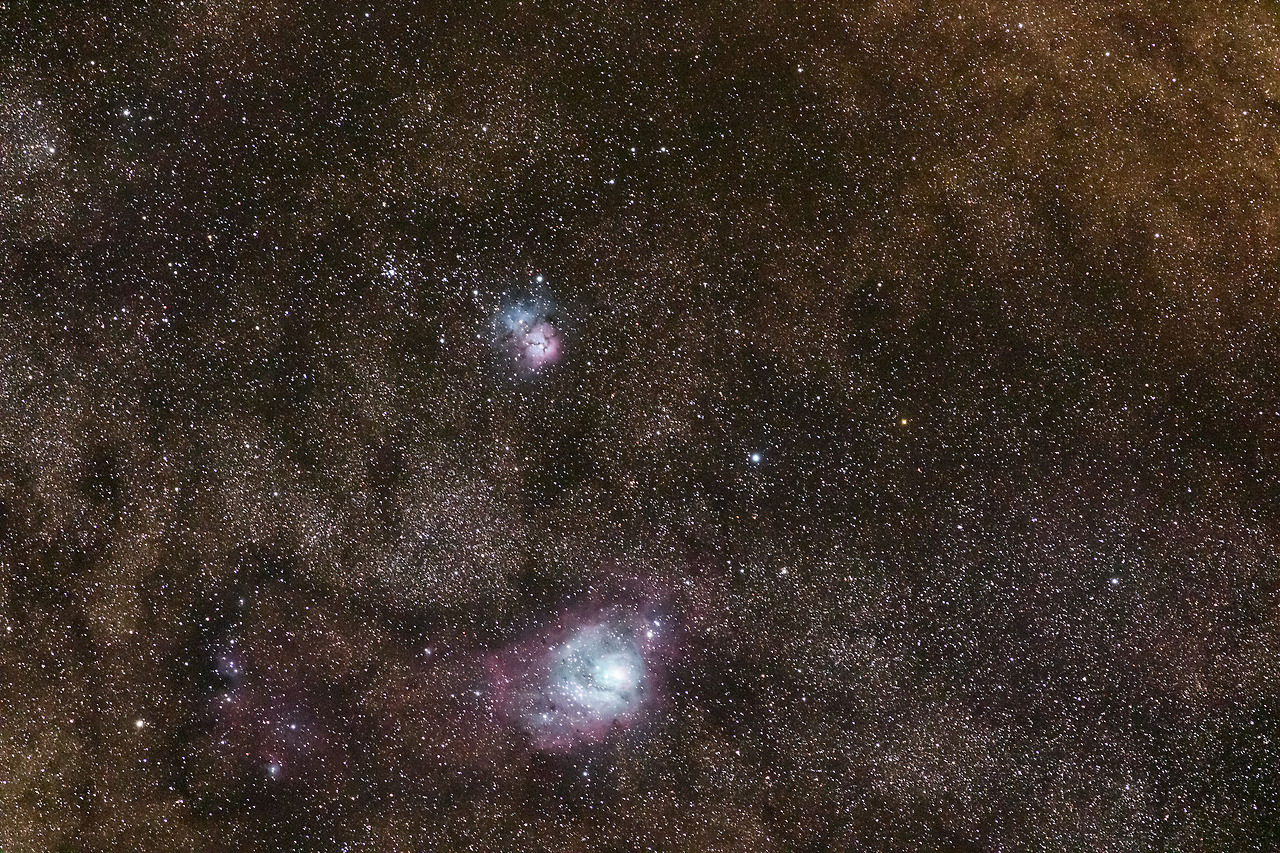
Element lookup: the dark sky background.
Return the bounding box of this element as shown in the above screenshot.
[3,1,1280,850]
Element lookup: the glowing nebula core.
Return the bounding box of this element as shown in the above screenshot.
[546,623,646,719]
[490,608,669,750]
[494,296,563,375]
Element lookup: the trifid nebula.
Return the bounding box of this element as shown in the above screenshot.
[4,1,1280,851]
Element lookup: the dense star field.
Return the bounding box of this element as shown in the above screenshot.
[4,1,1280,850]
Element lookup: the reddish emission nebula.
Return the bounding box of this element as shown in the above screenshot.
[4,2,1280,852]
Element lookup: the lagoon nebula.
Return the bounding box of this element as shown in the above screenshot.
[490,606,669,750]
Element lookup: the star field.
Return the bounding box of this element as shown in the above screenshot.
[3,1,1280,851]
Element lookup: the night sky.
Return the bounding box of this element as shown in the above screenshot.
[4,1,1280,851]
